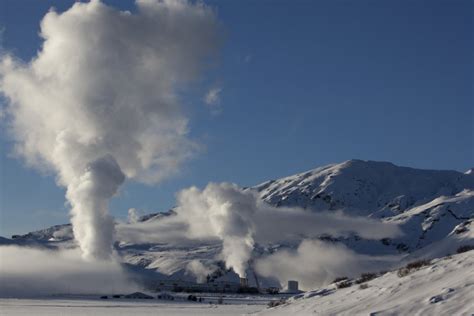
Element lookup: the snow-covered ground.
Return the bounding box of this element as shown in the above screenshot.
[257,251,474,316]
[0,296,266,316]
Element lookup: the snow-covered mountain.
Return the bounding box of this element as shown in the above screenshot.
[255,159,474,217]
[254,160,474,256]
[3,160,474,291]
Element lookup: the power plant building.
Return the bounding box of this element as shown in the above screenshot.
[287,280,299,293]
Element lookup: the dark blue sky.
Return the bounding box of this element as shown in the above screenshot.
[0,0,472,236]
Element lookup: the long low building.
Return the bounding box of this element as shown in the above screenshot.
[145,279,242,293]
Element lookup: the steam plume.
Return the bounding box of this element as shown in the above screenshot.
[128,208,141,224]
[67,155,125,260]
[186,260,217,283]
[0,0,219,260]
[176,183,256,277]
[174,183,402,278]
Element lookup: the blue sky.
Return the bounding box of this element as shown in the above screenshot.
[0,0,472,236]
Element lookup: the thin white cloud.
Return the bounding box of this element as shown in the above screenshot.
[204,87,222,115]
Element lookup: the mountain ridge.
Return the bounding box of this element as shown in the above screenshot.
[254,159,474,217]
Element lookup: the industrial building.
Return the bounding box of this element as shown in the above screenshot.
[146,279,241,293]
[142,275,300,295]
[286,280,300,293]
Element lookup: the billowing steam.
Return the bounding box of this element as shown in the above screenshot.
[0,0,219,260]
[128,208,141,224]
[173,182,402,278]
[255,239,400,290]
[186,260,217,283]
[0,246,136,297]
[176,183,256,277]
[67,155,125,260]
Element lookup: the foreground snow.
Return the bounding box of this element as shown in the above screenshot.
[257,251,474,316]
[0,297,265,316]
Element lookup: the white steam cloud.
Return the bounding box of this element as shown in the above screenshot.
[255,240,399,290]
[186,260,217,283]
[67,155,125,260]
[128,208,141,224]
[0,246,137,297]
[173,183,402,278]
[176,183,256,277]
[0,0,219,260]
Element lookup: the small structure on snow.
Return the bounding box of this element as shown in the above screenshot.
[124,292,153,299]
[286,280,300,293]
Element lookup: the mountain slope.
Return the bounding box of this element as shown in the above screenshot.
[257,251,474,316]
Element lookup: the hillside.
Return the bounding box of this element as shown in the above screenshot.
[257,250,474,316]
